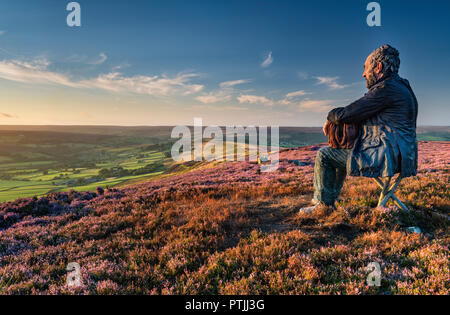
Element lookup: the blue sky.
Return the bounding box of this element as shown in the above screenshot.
[0,0,449,126]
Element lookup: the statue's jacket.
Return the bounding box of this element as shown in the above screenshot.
[327,73,419,178]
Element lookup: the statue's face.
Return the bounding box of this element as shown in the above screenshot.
[362,55,379,89]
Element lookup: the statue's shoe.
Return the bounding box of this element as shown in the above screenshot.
[298,205,320,214]
[298,202,336,214]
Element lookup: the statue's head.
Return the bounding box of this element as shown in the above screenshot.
[363,44,400,89]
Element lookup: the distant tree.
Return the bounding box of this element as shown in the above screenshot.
[0,173,13,180]
[98,168,111,178]
[96,187,105,195]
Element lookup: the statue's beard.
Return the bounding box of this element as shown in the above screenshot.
[365,70,378,89]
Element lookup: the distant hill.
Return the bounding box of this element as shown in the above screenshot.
[0,125,448,145]
[0,141,448,295]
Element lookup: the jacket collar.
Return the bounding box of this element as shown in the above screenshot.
[370,72,399,90]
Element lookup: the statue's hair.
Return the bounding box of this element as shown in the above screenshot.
[370,44,400,75]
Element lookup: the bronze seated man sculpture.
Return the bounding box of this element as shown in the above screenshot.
[300,44,419,213]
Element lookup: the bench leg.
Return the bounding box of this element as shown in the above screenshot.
[391,195,410,212]
[372,177,410,212]
[378,177,391,207]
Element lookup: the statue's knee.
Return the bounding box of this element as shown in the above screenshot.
[316,147,332,166]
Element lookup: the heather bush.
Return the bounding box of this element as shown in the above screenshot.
[0,142,448,295]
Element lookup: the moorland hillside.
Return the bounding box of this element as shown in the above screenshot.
[0,141,448,294]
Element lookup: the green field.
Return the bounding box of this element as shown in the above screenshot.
[0,127,177,202]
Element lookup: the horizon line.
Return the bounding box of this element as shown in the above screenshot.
[0,124,449,128]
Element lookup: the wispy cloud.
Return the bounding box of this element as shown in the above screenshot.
[278,90,312,106]
[261,52,273,68]
[315,76,349,90]
[68,53,108,65]
[0,58,204,96]
[0,59,79,87]
[0,112,16,118]
[195,91,231,104]
[89,53,108,65]
[112,62,131,71]
[238,94,274,107]
[219,79,251,89]
[79,72,204,96]
[0,31,6,36]
[285,90,311,99]
[195,79,252,104]
[236,92,334,113]
[298,99,336,112]
[190,105,248,112]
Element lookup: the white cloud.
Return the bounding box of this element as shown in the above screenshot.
[298,99,336,113]
[195,91,231,104]
[285,90,311,99]
[219,79,251,89]
[112,62,131,71]
[0,31,6,36]
[261,52,273,68]
[79,72,204,96]
[89,53,108,65]
[238,94,274,106]
[68,53,108,65]
[278,90,312,106]
[66,54,87,63]
[195,79,252,103]
[237,93,333,113]
[0,58,204,96]
[190,105,248,111]
[315,76,349,90]
[278,99,293,106]
[0,59,79,87]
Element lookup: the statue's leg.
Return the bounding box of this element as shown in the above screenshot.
[313,147,350,206]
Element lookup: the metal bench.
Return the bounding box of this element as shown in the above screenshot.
[372,175,409,211]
